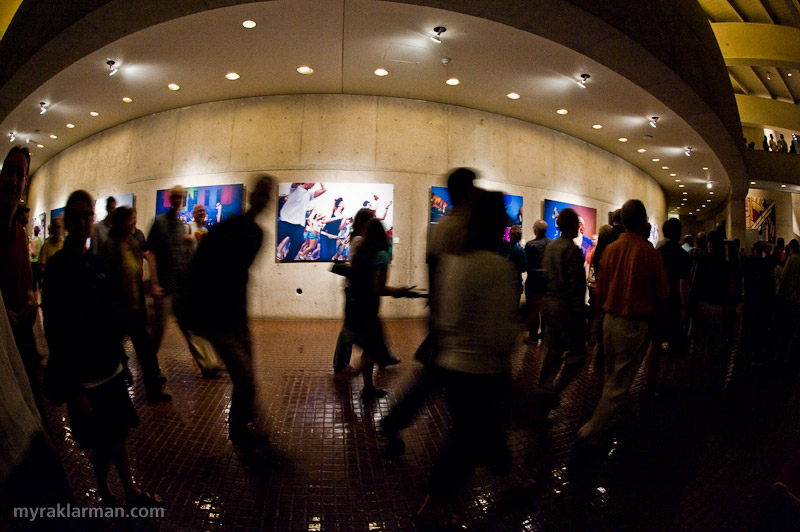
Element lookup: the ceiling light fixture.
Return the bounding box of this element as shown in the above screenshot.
[168,83,180,91]
[430,26,446,43]
[556,108,568,115]
[107,59,118,76]
[36,144,44,148]
[678,184,685,188]
[618,137,628,142]
[297,66,313,75]
[506,92,520,100]
[670,173,677,176]
[577,73,590,88]
[374,68,388,77]
[8,132,14,142]
[649,116,659,128]
[706,182,713,189]
[66,123,75,128]
[750,181,756,185]
[782,184,787,188]
[592,124,603,129]
[446,77,460,85]
[122,97,133,103]
[662,166,669,170]
[652,158,660,162]
[767,72,772,80]
[242,20,256,28]
[89,111,99,117]
[685,146,693,156]
[225,72,240,80]
[39,102,48,114]
[709,191,714,195]
[702,167,709,170]
[637,148,647,153]
[683,191,688,195]
[49,134,57,139]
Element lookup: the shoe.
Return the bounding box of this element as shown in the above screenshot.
[378,358,401,370]
[146,390,172,403]
[230,427,270,450]
[360,387,388,400]
[201,367,220,379]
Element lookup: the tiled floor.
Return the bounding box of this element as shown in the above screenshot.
[28,317,800,531]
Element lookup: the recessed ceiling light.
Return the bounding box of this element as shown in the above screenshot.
[242,20,256,28]
[678,185,685,188]
[297,66,314,75]
[652,158,660,162]
[122,97,132,103]
[506,92,520,100]
[750,181,756,185]
[168,83,180,91]
[618,137,628,142]
[446,77,460,86]
[49,134,57,139]
[66,123,75,128]
[637,148,647,153]
[709,191,714,195]
[662,166,669,170]
[556,108,568,115]
[89,111,99,117]
[670,173,677,176]
[682,192,688,195]
[706,182,713,189]
[374,68,388,77]
[592,124,603,129]
[702,167,708,170]
[36,144,44,148]
[675,179,681,182]
[707,199,711,202]
[225,72,240,80]
[782,184,787,187]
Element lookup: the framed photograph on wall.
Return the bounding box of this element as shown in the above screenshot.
[746,196,776,243]
[277,182,394,262]
[155,184,244,227]
[542,199,597,257]
[50,206,65,227]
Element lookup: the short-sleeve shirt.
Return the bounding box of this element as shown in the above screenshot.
[278,186,313,226]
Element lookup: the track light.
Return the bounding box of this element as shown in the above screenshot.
[39,102,47,114]
[766,71,771,81]
[685,146,693,157]
[8,132,14,142]
[430,26,446,44]
[107,59,118,76]
[649,116,659,128]
[577,73,590,88]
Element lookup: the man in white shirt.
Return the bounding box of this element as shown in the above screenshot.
[277,183,326,261]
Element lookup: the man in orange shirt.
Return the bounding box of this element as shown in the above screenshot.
[573,199,668,465]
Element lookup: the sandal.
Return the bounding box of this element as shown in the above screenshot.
[127,490,165,508]
[414,510,462,530]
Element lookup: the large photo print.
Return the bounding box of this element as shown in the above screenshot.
[277,182,394,262]
[155,184,244,227]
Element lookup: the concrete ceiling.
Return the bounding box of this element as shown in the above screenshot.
[0,0,735,217]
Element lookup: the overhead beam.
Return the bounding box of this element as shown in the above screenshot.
[729,70,749,95]
[722,0,747,21]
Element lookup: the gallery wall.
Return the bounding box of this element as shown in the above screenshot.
[27,94,666,319]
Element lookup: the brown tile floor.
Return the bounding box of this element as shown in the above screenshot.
[34,318,800,531]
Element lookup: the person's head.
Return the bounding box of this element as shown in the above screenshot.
[333,197,344,212]
[446,167,477,208]
[361,218,389,256]
[50,217,63,238]
[169,185,185,212]
[776,237,785,249]
[781,134,786,140]
[663,217,682,241]
[556,208,580,240]
[509,225,522,245]
[1,146,30,213]
[598,224,613,239]
[467,190,506,252]
[105,196,117,219]
[611,209,622,225]
[683,234,694,247]
[302,182,316,190]
[577,216,585,235]
[695,232,707,249]
[33,225,39,237]
[533,219,547,237]
[15,204,30,226]
[788,239,800,256]
[249,175,273,216]
[352,208,375,239]
[192,203,207,225]
[109,206,137,239]
[64,190,94,246]
[754,241,764,256]
[620,199,647,235]
[708,230,725,255]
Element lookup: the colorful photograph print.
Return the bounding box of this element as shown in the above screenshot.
[35,213,45,239]
[430,187,523,242]
[746,197,776,243]
[95,193,134,222]
[542,199,597,257]
[155,184,244,227]
[277,182,394,262]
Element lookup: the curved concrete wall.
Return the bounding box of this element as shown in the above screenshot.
[27,94,666,319]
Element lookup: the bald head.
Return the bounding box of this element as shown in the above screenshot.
[533,219,548,237]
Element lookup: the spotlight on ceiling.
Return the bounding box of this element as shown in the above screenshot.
[649,116,659,128]
[685,146,693,157]
[706,182,713,189]
[430,26,446,44]
[767,71,772,80]
[577,73,590,88]
[8,132,15,142]
[39,102,47,115]
[107,59,118,76]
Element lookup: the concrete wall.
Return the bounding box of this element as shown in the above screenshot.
[27,94,666,319]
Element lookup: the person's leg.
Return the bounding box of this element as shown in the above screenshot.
[130,309,168,400]
[332,325,354,373]
[181,327,221,377]
[208,333,257,443]
[286,223,305,261]
[538,297,566,393]
[91,447,113,500]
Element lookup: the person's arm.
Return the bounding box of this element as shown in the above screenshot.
[313,183,326,199]
[144,250,164,297]
[373,267,408,297]
[375,201,392,221]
